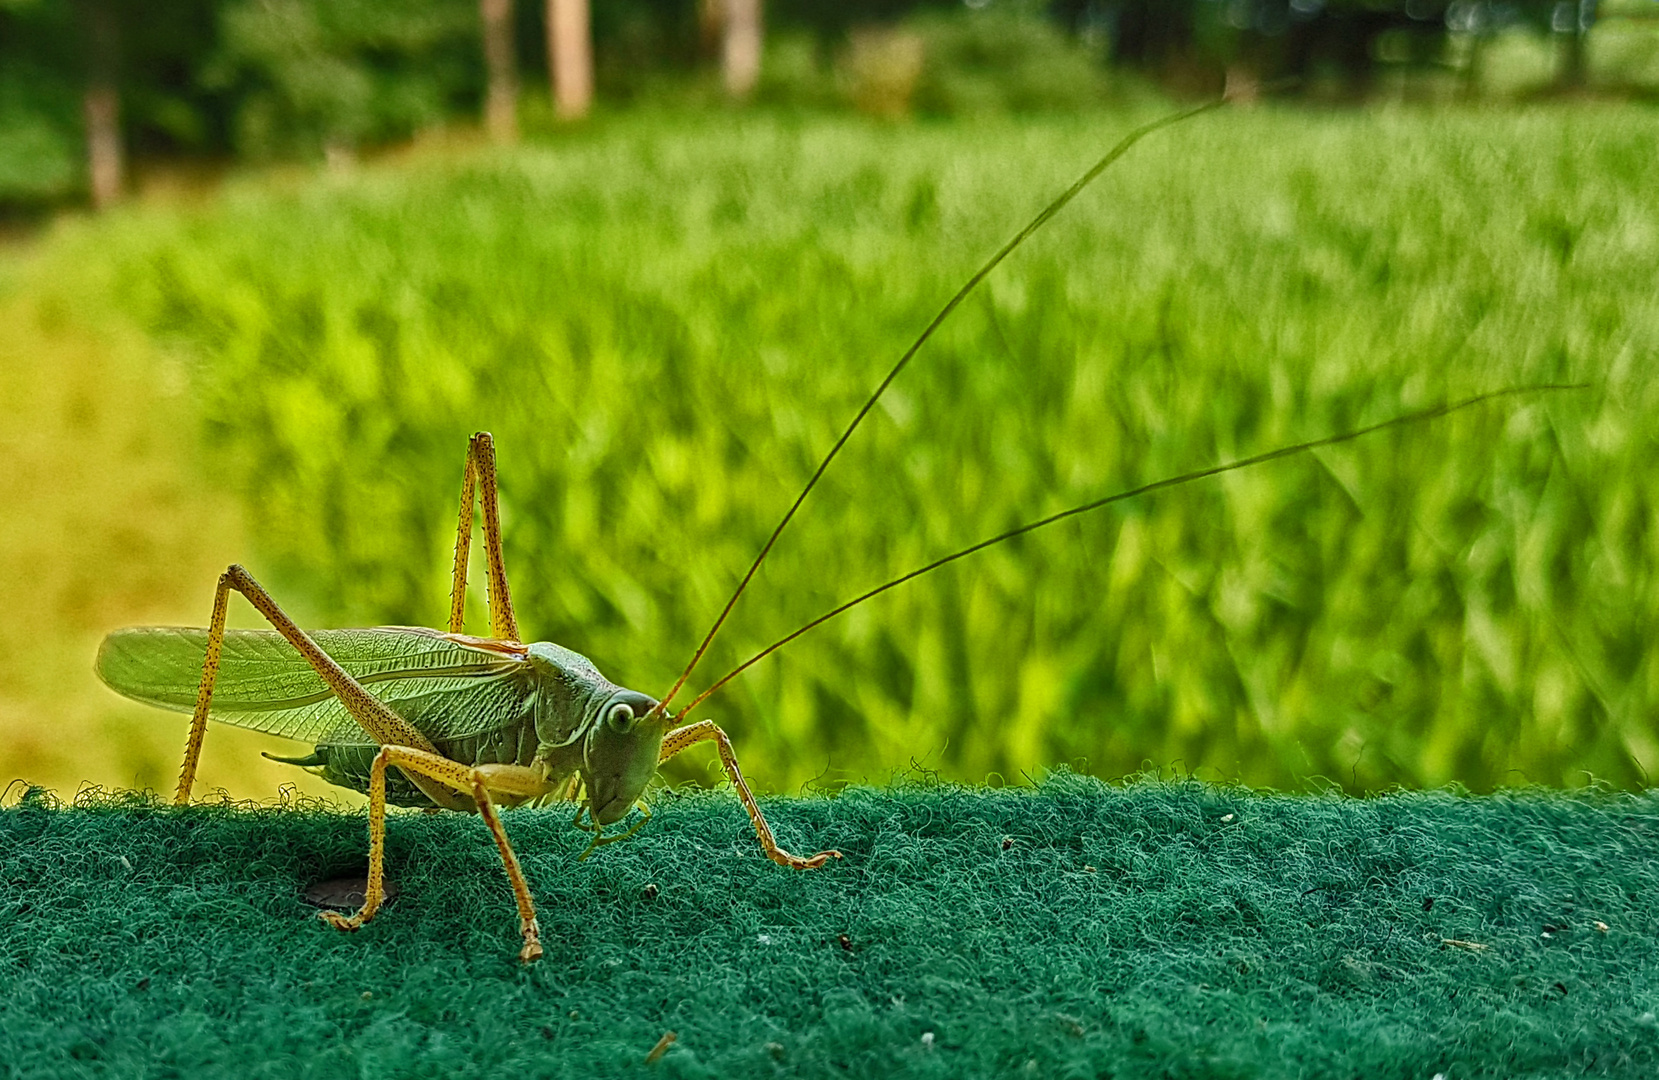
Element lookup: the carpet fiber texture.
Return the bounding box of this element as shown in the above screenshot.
[2,777,1656,1079]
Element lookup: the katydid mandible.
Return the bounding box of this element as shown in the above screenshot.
[93,98,1580,964]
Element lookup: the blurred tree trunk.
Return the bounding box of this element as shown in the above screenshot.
[79,0,123,209]
[1553,0,1594,89]
[1460,32,1487,98]
[481,0,518,143]
[698,0,721,55]
[1554,31,1587,89]
[546,0,593,119]
[722,0,763,100]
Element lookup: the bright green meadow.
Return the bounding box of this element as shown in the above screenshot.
[9,103,1659,799]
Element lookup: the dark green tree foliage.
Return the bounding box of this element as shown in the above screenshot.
[908,2,1113,115]
[0,0,82,206]
[0,0,229,206]
[209,0,481,158]
[770,0,964,38]
[0,0,479,201]
[1069,1,1599,94]
[107,0,228,155]
[0,2,1617,207]
[586,0,703,98]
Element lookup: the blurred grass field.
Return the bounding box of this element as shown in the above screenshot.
[2,103,1656,802]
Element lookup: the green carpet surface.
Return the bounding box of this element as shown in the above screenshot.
[2,777,1656,1079]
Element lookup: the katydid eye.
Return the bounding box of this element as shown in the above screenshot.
[607,702,636,732]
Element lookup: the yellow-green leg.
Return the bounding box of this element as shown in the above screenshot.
[659,720,841,869]
[174,563,460,810]
[320,745,553,963]
[447,431,521,641]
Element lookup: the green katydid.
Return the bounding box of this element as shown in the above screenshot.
[93,99,1581,964]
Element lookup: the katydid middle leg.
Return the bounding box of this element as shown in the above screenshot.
[177,563,556,959]
[321,744,556,963]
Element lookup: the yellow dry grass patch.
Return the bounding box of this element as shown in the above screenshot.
[0,287,354,804]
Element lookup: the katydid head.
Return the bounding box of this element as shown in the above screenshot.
[580,689,666,825]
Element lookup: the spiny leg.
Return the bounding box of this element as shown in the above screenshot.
[659,720,841,869]
[174,567,232,803]
[175,563,463,811]
[447,431,520,641]
[446,436,478,635]
[320,745,553,963]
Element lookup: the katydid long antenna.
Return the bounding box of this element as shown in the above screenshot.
[654,97,1228,717]
[676,382,1589,717]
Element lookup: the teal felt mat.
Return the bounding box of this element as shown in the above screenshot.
[3,778,1656,1079]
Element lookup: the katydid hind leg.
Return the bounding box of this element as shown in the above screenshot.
[173,568,233,803]
[320,744,552,963]
[176,563,465,812]
[447,432,521,642]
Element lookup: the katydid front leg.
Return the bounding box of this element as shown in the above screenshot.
[659,720,841,870]
[320,748,556,963]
